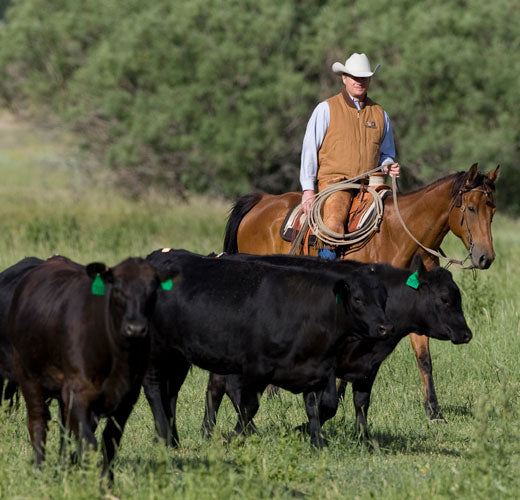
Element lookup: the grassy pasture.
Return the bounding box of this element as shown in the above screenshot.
[0,111,519,499]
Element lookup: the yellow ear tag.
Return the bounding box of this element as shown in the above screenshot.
[91,274,106,296]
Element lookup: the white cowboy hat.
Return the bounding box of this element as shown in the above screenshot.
[332,53,380,77]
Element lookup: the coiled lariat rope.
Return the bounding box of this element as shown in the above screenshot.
[290,169,476,272]
[289,167,383,255]
[308,182,383,247]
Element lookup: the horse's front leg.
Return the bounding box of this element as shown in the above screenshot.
[409,334,446,422]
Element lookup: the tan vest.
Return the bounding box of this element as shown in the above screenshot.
[317,91,385,181]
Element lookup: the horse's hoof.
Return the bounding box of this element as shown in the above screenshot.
[424,401,447,422]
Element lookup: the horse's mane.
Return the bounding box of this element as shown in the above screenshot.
[451,170,496,195]
[399,170,496,199]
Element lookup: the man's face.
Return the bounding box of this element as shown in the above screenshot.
[342,74,371,100]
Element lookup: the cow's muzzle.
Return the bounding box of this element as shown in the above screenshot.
[449,327,473,345]
[123,321,149,338]
[376,323,394,338]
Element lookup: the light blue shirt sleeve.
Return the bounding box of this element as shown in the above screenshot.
[379,111,396,167]
[299,100,396,191]
[299,101,330,191]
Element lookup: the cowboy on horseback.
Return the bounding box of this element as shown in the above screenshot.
[300,52,400,259]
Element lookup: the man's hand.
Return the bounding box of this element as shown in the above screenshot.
[383,162,400,177]
[302,190,315,215]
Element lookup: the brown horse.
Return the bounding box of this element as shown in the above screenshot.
[223,163,499,420]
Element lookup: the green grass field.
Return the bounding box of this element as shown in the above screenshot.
[0,111,519,499]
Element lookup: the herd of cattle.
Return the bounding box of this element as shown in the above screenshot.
[0,248,472,479]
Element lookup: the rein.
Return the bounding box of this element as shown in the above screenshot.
[390,176,476,271]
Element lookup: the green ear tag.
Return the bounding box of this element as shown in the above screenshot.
[91,274,106,296]
[161,279,173,291]
[335,293,343,305]
[406,271,420,290]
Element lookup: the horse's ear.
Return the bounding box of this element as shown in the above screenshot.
[409,253,426,275]
[488,165,500,184]
[465,163,479,185]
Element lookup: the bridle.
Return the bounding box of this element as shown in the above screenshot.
[392,177,494,272]
[452,184,495,266]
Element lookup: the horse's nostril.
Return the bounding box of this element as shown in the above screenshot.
[479,255,490,269]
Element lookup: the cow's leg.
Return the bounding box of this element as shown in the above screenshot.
[336,379,348,401]
[228,382,265,440]
[143,355,190,447]
[201,373,227,438]
[317,374,339,427]
[5,381,19,410]
[20,380,50,466]
[57,398,74,463]
[351,377,376,438]
[163,356,191,447]
[143,367,170,444]
[409,334,446,421]
[61,387,98,466]
[303,375,337,447]
[303,390,326,448]
[101,388,140,482]
[0,379,19,411]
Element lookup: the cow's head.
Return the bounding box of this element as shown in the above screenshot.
[86,258,165,339]
[334,266,393,339]
[406,254,472,344]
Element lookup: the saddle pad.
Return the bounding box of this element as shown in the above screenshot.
[280,204,308,242]
[350,188,391,231]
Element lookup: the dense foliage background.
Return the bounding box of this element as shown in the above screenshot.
[0,0,518,210]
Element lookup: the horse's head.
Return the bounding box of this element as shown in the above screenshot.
[449,163,499,269]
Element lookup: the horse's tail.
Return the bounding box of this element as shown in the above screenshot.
[223,191,265,253]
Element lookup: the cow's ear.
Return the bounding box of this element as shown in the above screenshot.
[488,165,500,184]
[86,262,114,283]
[409,254,426,274]
[156,268,179,283]
[86,262,107,279]
[156,269,179,291]
[333,279,349,305]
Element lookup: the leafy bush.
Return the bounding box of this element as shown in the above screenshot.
[0,0,518,209]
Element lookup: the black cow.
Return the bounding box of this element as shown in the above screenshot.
[144,248,392,447]
[8,255,163,478]
[200,253,472,438]
[0,257,44,407]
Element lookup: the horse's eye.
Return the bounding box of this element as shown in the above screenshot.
[468,206,477,213]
